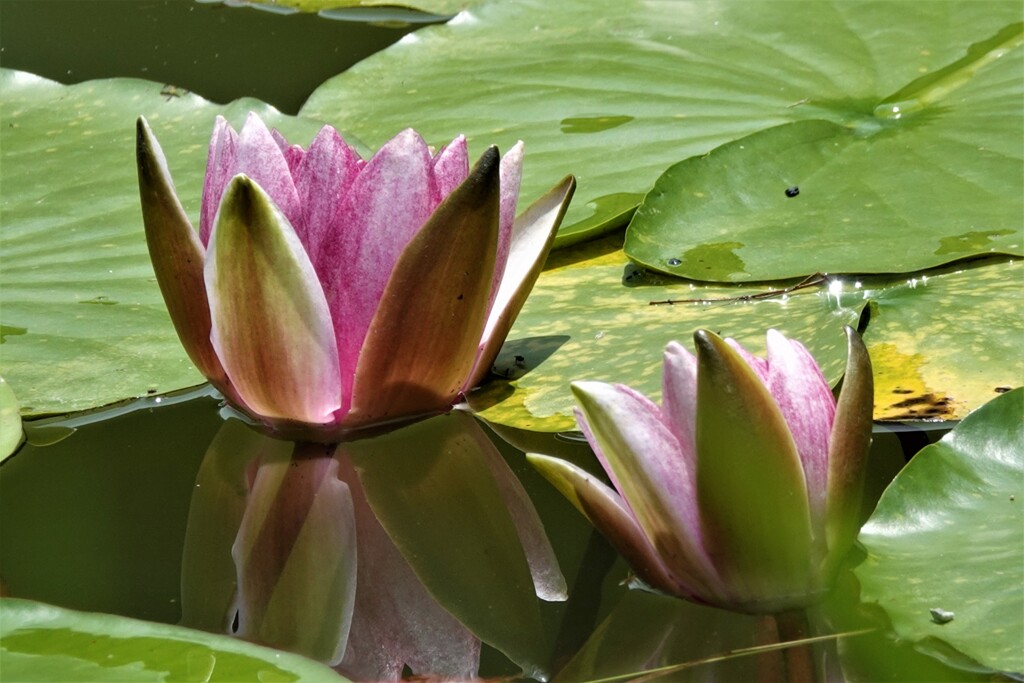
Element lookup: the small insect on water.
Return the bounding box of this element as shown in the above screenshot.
[785,186,800,198]
[930,608,955,625]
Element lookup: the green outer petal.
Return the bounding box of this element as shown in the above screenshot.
[694,330,814,612]
[136,117,228,388]
[0,376,23,462]
[824,326,874,575]
[206,175,341,425]
[347,149,500,428]
[467,175,576,388]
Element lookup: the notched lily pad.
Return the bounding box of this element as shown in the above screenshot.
[301,1,1022,245]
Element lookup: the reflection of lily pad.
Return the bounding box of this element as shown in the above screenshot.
[0,70,327,416]
[301,1,1022,245]
[856,388,1024,675]
[0,598,348,682]
[469,235,864,432]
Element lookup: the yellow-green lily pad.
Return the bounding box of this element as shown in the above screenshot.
[858,259,1023,421]
[469,235,865,432]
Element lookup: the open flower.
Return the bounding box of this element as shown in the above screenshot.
[137,113,574,442]
[529,327,873,614]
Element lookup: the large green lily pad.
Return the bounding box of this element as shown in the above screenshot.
[855,388,1024,675]
[626,95,1023,280]
[300,1,1023,245]
[468,234,865,432]
[0,597,348,682]
[0,70,328,417]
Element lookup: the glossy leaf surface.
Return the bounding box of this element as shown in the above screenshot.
[301,1,1022,247]
[856,388,1024,674]
[0,597,348,682]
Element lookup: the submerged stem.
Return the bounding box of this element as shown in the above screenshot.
[774,609,816,683]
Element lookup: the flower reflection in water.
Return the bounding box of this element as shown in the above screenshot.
[180,412,564,681]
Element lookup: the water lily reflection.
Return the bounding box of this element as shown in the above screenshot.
[181,413,565,680]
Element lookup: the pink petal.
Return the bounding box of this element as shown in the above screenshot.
[235,112,303,235]
[294,125,363,274]
[270,127,306,178]
[487,142,525,313]
[572,380,724,600]
[726,337,769,383]
[661,341,698,461]
[766,330,835,533]
[527,453,691,598]
[431,135,469,201]
[318,129,435,409]
[200,116,238,246]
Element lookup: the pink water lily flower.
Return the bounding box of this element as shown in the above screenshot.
[137,113,574,442]
[529,327,873,614]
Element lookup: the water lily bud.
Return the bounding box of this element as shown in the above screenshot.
[137,114,574,442]
[530,327,873,613]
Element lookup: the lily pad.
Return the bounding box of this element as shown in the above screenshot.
[0,70,327,417]
[857,259,1023,420]
[300,0,1022,245]
[626,101,1023,280]
[468,235,865,432]
[0,597,348,682]
[0,377,23,462]
[856,388,1024,675]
